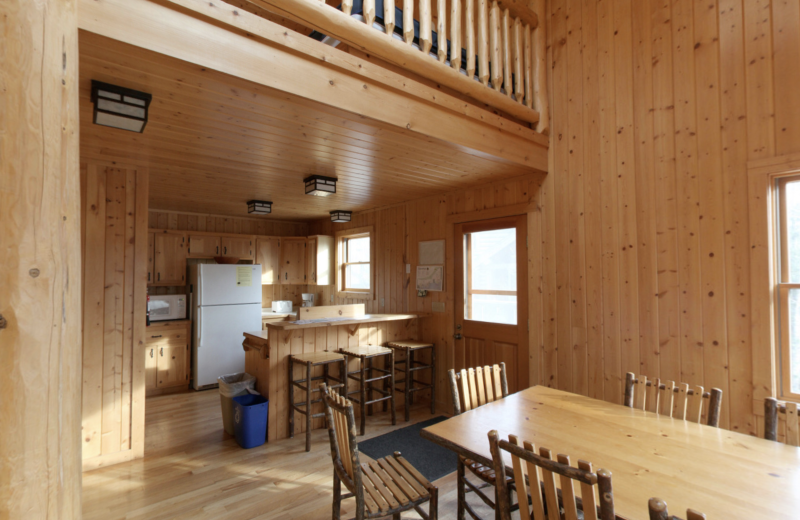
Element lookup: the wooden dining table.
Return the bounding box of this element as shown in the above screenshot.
[420,386,800,519]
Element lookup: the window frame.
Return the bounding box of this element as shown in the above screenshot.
[335,226,374,299]
[775,176,800,402]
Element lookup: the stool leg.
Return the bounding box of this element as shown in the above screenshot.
[409,349,415,406]
[367,356,374,417]
[289,358,294,439]
[382,354,388,413]
[404,350,411,422]
[360,356,367,436]
[342,355,348,400]
[306,361,312,452]
[323,363,330,429]
[390,350,396,426]
[430,346,436,415]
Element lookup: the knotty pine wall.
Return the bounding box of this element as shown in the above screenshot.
[542,0,800,435]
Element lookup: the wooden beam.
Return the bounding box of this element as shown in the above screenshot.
[241,0,541,124]
[0,0,82,517]
[78,0,548,171]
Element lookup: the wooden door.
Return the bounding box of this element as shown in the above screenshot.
[145,345,158,390]
[454,215,528,393]
[281,238,307,284]
[307,237,318,284]
[153,231,186,284]
[256,237,281,284]
[157,344,188,388]
[221,236,253,259]
[188,234,220,258]
[147,232,155,284]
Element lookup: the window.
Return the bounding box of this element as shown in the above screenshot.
[464,227,517,325]
[776,177,800,401]
[336,226,374,298]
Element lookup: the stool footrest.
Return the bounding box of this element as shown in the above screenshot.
[346,394,393,406]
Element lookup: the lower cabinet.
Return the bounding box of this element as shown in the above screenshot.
[145,320,191,396]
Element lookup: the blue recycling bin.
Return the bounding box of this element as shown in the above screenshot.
[232,394,269,449]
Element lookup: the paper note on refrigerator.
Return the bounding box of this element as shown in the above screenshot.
[236,266,253,286]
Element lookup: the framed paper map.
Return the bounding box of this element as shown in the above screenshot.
[416,265,444,292]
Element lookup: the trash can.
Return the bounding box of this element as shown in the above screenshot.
[218,373,256,435]
[233,394,269,449]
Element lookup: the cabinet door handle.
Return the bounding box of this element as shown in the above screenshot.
[150,348,154,358]
[158,272,160,281]
[285,273,288,280]
[217,246,219,254]
[160,347,163,356]
[151,335,163,338]
[224,247,227,255]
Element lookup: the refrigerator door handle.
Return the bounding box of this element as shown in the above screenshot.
[197,307,202,347]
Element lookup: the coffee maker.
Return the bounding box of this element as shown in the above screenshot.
[301,293,315,307]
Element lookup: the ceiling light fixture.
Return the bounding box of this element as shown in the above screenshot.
[330,210,352,223]
[91,80,152,133]
[247,200,272,214]
[304,175,337,197]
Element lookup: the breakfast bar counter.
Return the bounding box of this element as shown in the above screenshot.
[243,305,427,442]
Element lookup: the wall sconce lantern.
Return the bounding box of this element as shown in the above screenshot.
[247,200,272,215]
[91,80,152,133]
[304,175,337,197]
[330,210,351,223]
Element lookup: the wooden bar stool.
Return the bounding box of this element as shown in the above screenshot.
[387,340,436,421]
[289,351,346,452]
[338,345,396,436]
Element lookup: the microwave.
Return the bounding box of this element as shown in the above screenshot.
[148,294,187,321]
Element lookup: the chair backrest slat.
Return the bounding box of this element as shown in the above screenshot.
[626,373,722,427]
[448,363,508,416]
[767,397,800,446]
[648,497,706,520]
[489,430,614,520]
[322,385,360,484]
[787,402,800,446]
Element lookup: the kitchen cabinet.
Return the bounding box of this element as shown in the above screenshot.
[145,320,191,396]
[153,230,187,285]
[221,236,253,260]
[280,237,306,284]
[188,234,220,258]
[256,237,281,284]
[147,232,155,284]
[307,235,334,285]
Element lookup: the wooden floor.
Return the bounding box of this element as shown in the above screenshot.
[82,390,492,519]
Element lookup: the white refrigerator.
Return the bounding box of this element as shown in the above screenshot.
[190,264,262,390]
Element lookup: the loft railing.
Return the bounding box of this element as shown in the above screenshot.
[244,0,549,132]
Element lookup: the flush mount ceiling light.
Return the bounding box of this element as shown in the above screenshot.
[91,80,152,133]
[247,200,272,215]
[304,175,337,197]
[330,210,352,223]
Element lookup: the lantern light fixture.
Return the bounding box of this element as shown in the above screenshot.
[91,80,152,133]
[304,175,337,197]
[330,210,352,223]
[247,200,272,215]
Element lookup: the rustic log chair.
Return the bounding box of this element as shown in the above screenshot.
[623,373,723,428]
[487,430,616,520]
[447,363,510,520]
[648,497,706,520]
[321,383,438,520]
[764,397,800,446]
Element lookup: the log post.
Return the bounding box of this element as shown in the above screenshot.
[0,0,82,518]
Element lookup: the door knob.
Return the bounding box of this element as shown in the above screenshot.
[454,333,463,340]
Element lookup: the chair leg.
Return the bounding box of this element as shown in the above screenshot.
[305,361,312,452]
[389,350,396,425]
[289,358,294,439]
[332,471,341,520]
[457,458,466,520]
[429,485,439,520]
[404,350,411,422]
[360,356,367,436]
[430,346,436,415]
[494,486,500,520]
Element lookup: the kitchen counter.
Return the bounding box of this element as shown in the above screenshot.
[261,307,298,319]
[262,313,427,331]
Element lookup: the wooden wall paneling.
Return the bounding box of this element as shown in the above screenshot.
[131,167,150,458]
[528,179,544,389]
[551,0,573,392]
[596,0,622,403]
[149,210,308,237]
[718,0,754,434]
[566,0,588,397]
[612,0,640,380]
[671,0,704,393]
[631,0,659,381]
[693,0,730,428]
[771,0,800,155]
[580,0,604,400]
[650,0,681,384]
[743,0,775,160]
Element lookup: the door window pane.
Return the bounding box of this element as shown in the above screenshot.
[465,227,517,325]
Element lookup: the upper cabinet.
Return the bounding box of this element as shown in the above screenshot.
[221,236,253,260]
[281,237,306,284]
[307,235,334,286]
[153,230,187,285]
[188,235,220,258]
[256,237,281,285]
